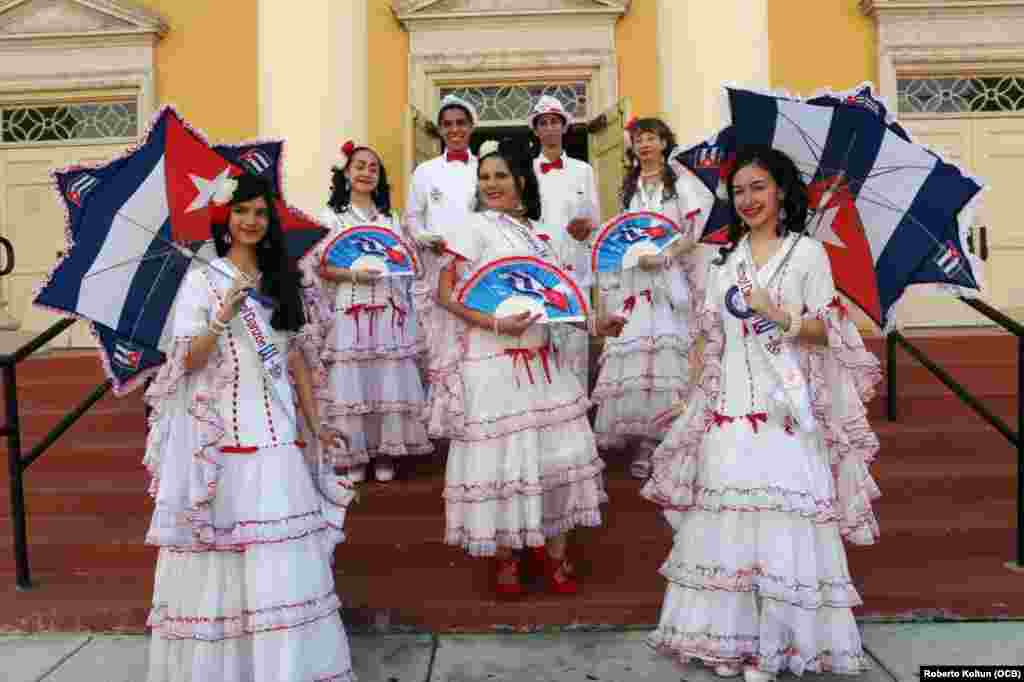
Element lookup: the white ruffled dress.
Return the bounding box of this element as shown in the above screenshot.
[300,207,432,470]
[593,163,714,449]
[438,210,607,556]
[143,260,356,682]
[641,236,882,676]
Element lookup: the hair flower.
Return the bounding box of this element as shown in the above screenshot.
[211,176,238,205]
[478,139,499,158]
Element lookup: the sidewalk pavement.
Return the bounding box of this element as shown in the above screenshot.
[2,622,1022,682]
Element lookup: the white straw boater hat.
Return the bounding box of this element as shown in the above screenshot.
[527,95,570,132]
[437,94,478,126]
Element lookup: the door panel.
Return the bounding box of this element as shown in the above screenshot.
[0,143,127,348]
[971,118,1024,311]
[587,97,630,224]
[892,117,992,327]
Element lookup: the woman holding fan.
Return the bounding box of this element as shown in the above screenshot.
[435,138,625,598]
[592,117,715,479]
[143,173,356,681]
[301,141,433,484]
[642,146,881,680]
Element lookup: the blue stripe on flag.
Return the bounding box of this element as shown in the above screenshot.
[815,105,885,196]
[728,89,778,150]
[116,219,190,347]
[875,161,982,318]
[36,117,168,314]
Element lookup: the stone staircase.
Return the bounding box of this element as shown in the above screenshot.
[0,328,1020,632]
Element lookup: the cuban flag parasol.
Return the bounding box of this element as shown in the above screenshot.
[456,255,588,323]
[35,106,320,394]
[675,84,984,331]
[320,225,417,277]
[591,211,682,273]
[213,140,328,261]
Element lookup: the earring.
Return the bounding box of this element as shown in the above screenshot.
[224,233,232,245]
[778,205,788,224]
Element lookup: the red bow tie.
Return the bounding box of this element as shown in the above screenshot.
[540,158,564,174]
[446,149,469,163]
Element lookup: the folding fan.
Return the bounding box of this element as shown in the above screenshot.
[456,255,588,323]
[320,224,416,277]
[591,211,681,273]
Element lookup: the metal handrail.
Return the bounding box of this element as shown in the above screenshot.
[2,317,112,590]
[886,296,1023,569]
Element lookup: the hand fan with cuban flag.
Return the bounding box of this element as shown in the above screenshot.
[591,211,682,273]
[456,255,588,323]
[320,224,417,277]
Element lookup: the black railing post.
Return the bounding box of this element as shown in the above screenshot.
[887,332,898,421]
[3,361,31,590]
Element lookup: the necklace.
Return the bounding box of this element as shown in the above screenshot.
[637,178,663,211]
[348,203,377,223]
[497,212,546,256]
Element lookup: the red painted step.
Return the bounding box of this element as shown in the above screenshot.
[0,330,1020,632]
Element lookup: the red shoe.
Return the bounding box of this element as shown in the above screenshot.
[494,557,524,599]
[544,553,578,595]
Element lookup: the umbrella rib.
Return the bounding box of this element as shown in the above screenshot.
[80,248,182,281]
[126,249,179,343]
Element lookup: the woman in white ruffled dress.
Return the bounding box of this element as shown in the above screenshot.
[641,146,882,681]
[435,139,626,598]
[144,173,356,681]
[593,117,714,479]
[301,141,432,484]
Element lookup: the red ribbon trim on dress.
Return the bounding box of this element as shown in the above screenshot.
[622,289,653,316]
[389,296,407,339]
[504,345,556,387]
[345,303,388,343]
[221,440,306,454]
[827,296,848,319]
[706,410,769,433]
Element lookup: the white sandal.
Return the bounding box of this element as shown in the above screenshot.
[743,667,776,682]
[714,663,742,678]
[630,455,652,479]
[374,457,395,483]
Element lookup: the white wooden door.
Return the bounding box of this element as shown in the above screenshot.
[0,143,127,348]
[971,117,1024,311]
[587,97,630,223]
[893,117,1002,327]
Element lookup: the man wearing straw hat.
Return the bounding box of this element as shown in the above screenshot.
[405,94,480,438]
[528,94,600,393]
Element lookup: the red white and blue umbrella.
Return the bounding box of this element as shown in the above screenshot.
[35,106,320,394]
[673,84,984,331]
[320,225,417,277]
[456,255,588,323]
[591,211,682,273]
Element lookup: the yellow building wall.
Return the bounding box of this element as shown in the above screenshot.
[768,0,877,96]
[137,0,259,141]
[367,0,411,211]
[615,0,659,118]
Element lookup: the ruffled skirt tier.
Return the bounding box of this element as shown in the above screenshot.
[642,417,870,676]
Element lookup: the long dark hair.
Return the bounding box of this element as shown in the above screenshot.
[475,138,542,221]
[715,145,809,265]
[621,117,679,210]
[211,173,306,332]
[326,146,391,215]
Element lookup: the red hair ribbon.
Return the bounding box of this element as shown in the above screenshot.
[341,140,356,157]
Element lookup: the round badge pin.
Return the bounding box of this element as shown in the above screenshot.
[725,285,755,319]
